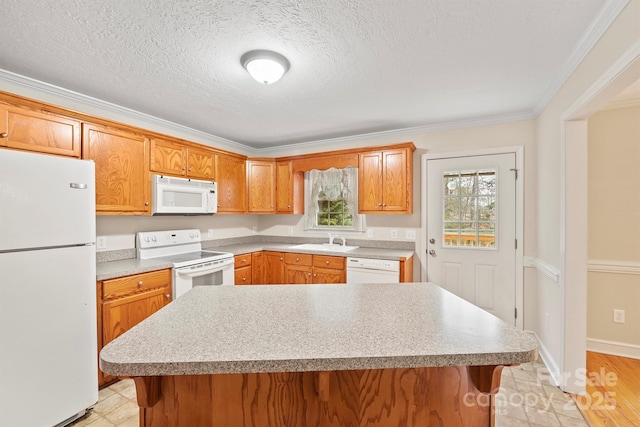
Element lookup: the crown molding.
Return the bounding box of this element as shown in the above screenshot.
[256,111,535,155]
[533,0,630,116]
[598,96,640,111]
[0,68,252,155]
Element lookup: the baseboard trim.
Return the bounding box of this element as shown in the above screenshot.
[587,338,640,360]
[525,330,562,388]
[588,259,640,275]
[524,256,560,285]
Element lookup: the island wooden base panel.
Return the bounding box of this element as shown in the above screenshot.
[134,366,504,427]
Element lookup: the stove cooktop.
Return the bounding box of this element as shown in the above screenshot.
[157,250,233,266]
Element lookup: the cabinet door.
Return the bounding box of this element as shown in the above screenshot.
[358,151,383,212]
[82,123,151,214]
[382,149,408,212]
[284,264,313,284]
[247,160,276,213]
[150,138,187,176]
[215,153,246,213]
[313,267,346,284]
[234,266,252,285]
[251,252,264,284]
[276,161,293,213]
[187,146,215,180]
[0,103,81,157]
[262,251,284,284]
[100,286,170,384]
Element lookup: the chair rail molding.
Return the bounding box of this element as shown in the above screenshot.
[588,259,640,275]
[524,256,560,285]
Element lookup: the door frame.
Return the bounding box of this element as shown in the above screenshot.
[421,146,524,329]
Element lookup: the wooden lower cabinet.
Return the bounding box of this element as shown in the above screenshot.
[234,253,253,285]
[97,269,172,387]
[284,253,346,284]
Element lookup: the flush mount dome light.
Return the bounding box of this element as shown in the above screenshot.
[241,50,290,84]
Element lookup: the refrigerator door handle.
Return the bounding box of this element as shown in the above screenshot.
[69,183,88,189]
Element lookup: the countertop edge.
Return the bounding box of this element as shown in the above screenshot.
[100,348,538,377]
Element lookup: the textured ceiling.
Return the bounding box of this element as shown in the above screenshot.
[0,0,610,148]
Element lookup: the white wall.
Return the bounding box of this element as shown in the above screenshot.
[533,0,640,391]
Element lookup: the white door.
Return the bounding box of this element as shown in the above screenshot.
[426,153,516,324]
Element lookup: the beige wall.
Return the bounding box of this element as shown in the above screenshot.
[587,106,640,351]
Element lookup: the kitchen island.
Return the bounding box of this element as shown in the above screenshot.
[100,283,537,427]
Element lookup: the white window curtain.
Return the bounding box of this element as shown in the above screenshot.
[304,167,362,231]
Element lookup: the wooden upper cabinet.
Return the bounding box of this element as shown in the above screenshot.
[358,148,413,214]
[215,153,246,213]
[187,146,215,179]
[150,138,186,176]
[0,102,81,157]
[150,138,215,180]
[247,159,276,214]
[276,160,294,213]
[82,123,151,215]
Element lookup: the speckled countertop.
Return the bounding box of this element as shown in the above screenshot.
[100,283,538,377]
[96,242,414,281]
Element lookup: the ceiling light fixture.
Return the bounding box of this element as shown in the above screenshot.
[241,50,290,85]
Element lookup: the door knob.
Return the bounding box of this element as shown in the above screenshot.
[429,238,435,244]
[429,250,437,257]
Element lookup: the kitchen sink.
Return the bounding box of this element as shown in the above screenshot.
[289,243,359,252]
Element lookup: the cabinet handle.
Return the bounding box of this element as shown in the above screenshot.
[182,166,186,170]
[217,204,220,208]
[0,132,7,138]
[145,202,149,206]
[377,202,382,207]
[280,257,283,261]
[138,281,143,286]
[325,260,330,265]
[166,294,171,299]
[288,204,291,208]
[382,203,387,207]
[188,168,192,172]
[295,257,299,262]
[313,273,317,277]
[242,258,247,263]
[308,272,311,276]
[242,277,246,281]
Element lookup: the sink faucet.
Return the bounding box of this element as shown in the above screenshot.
[327,233,335,245]
[337,237,346,246]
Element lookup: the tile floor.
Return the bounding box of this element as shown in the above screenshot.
[71,359,589,427]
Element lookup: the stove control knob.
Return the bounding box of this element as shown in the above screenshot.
[144,237,149,242]
[151,236,157,242]
[190,233,195,238]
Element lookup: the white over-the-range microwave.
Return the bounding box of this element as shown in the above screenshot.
[151,175,217,215]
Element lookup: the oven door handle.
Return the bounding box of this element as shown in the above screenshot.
[175,259,233,278]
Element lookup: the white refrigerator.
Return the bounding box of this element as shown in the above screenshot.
[0,149,99,427]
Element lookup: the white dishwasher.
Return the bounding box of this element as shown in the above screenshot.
[346,257,400,284]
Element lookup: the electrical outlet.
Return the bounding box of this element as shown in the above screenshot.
[390,229,398,239]
[613,309,625,323]
[406,229,416,240]
[366,229,373,238]
[96,236,107,250]
[287,227,293,235]
[207,229,214,238]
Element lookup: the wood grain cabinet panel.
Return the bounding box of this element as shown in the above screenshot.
[234,266,252,285]
[276,160,293,213]
[358,148,413,214]
[215,153,246,213]
[247,160,276,213]
[284,264,313,284]
[0,102,81,157]
[150,138,215,180]
[262,251,284,284]
[98,269,171,386]
[312,267,346,284]
[186,146,215,179]
[82,123,151,215]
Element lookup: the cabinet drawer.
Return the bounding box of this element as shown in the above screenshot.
[102,269,171,300]
[235,266,252,285]
[234,254,252,267]
[284,253,312,266]
[313,255,345,270]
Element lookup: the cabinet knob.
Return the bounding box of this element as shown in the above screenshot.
[313,273,317,277]
[188,168,192,172]
[242,277,246,281]
[295,257,299,262]
[382,203,387,207]
[0,132,7,138]
[280,257,283,261]
[166,294,171,299]
[145,202,149,206]
[377,202,382,207]
[242,258,247,263]
[288,204,291,208]
[325,260,329,265]
[182,166,186,170]
[308,272,311,276]
[138,281,143,286]
[217,204,220,208]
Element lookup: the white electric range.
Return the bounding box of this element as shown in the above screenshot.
[137,229,234,299]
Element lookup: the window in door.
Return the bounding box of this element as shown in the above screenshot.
[443,169,496,248]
